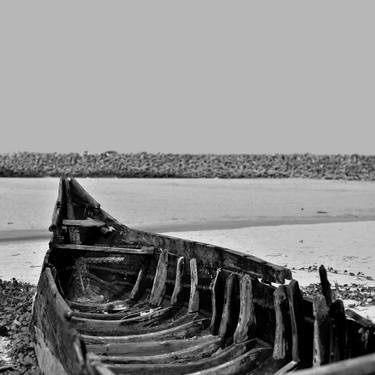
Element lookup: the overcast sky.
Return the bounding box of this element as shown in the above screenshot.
[0,2,374,154]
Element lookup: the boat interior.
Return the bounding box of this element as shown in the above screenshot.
[34,178,375,375]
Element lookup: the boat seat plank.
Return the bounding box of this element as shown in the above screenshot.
[63,218,107,228]
[54,243,155,255]
[82,317,209,344]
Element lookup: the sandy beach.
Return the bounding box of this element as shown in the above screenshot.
[1,178,375,320]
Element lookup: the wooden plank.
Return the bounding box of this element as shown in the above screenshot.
[345,309,375,328]
[125,228,292,284]
[289,352,375,375]
[218,273,236,339]
[319,265,333,307]
[329,299,347,363]
[171,257,185,306]
[149,249,168,306]
[188,258,199,313]
[71,305,182,336]
[90,336,222,364]
[62,218,106,228]
[130,259,150,300]
[54,243,154,255]
[313,295,331,367]
[210,269,225,335]
[49,177,64,231]
[86,335,218,356]
[188,346,272,375]
[287,279,305,364]
[95,340,262,375]
[273,285,290,360]
[70,177,100,209]
[81,317,209,344]
[233,274,256,343]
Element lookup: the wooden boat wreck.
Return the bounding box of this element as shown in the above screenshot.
[31,177,375,375]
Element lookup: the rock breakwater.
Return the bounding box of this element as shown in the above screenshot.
[0,152,374,180]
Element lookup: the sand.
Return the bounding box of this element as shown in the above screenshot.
[1,178,375,320]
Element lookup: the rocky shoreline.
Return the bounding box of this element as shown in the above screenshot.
[1,152,375,179]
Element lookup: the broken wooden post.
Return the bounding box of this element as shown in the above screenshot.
[273,284,291,360]
[210,269,225,335]
[171,257,184,306]
[313,295,330,367]
[233,274,256,343]
[188,258,199,313]
[319,265,333,307]
[149,249,168,307]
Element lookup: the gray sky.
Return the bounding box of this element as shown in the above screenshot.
[0,1,374,154]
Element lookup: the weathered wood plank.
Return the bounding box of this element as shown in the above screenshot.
[289,352,375,375]
[70,177,101,209]
[210,269,225,335]
[149,249,168,306]
[89,336,222,364]
[125,228,292,284]
[62,218,106,228]
[319,265,333,307]
[188,258,199,313]
[171,257,185,306]
[71,305,182,336]
[329,299,347,363]
[82,317,208,344]
[287,279,305,363]
[95,340,260,375]
[86,335,218,356]
[218,273,237,340]
[49,177,64,232]
[130,258,151,300]
[54,243,154,255]
[273,285,290,360]
[313,295,330,367]
[233,274,256,343]
[189,346,272,375]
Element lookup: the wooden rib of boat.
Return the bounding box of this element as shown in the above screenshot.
[31,177,375,375]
